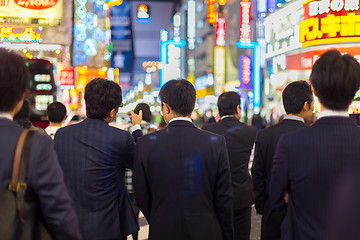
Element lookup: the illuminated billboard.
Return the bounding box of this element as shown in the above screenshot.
[0,0,63,26]
[137,4,150,23]
[300,0,360,47]
[215,18,225,46]
[240,1,251,42]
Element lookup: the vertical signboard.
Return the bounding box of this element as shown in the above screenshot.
[240,1,251,42]
[215,18,226,46]
[214,46,225,95]
[110,1,133,86]
[239,55,253,89]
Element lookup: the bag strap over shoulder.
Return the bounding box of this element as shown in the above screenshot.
[9,129,35,222]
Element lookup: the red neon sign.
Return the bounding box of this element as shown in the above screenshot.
[240,1,251,42]
[215,18,226,46]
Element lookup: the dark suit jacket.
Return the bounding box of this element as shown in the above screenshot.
[133,120,234,240]
[203,116,257,210]
[252,119,306,217]
[0,118,81,240]
[269,117,360,240]
[54,118,138,240]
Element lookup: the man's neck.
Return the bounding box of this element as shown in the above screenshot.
[287,113,304,120]
[49,122,62,127]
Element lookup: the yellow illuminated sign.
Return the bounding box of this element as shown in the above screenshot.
[0,27,42,42]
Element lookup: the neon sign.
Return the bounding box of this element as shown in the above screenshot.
[0,27,42,42]
[300,0,360,47]
[14,0,58,10]
[215,18,226,46]
[207,0,216,24]
[240,1,251,42]
[214,46,225,95]
[137,4,150,23]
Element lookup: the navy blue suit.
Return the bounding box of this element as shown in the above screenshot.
[133,120,234,240]
[54,118,139,240]
[270,117,360,240]
[0,118,81,240]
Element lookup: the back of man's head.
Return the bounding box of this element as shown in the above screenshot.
[159,79,196,117]
[0,49,30,113]
[282,80,313,114]
[310,49,360,111]
[217,92,240,117]
[134,103,152,123]
[85,78,122,119]
[47,101,67,123]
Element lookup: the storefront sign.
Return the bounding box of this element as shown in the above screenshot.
[285,46,360,70]
[300,0,360,47]
[59,67,75,86]
[215,18,226,46]
[0,27,42,42]
[264,0,303,58]
[0,0,62,25]
[240,1,251,42]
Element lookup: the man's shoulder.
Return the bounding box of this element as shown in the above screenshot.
[202,121,219,131]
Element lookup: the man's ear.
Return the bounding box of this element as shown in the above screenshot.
[163,102,171,114]
[303,101,309,112]
[236,105,242,118]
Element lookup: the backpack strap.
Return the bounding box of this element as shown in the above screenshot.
[9,129,35,222]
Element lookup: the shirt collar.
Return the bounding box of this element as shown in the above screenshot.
[283,115,305,123]
[220,115,237,120]
[0,112,13,120]
[169,117,192,124]
[317,110,349,120]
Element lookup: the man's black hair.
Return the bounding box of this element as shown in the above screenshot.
[47,101,67,123]
[217,92,240,117]
[159,79,196,117]
[84,78,122,119]
[134,103,152,123]
[0,49,30,112]
[282,80,313,114]
[310,49,360,110]
[14,99,30,119]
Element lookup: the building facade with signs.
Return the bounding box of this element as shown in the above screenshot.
[264,0,360,115]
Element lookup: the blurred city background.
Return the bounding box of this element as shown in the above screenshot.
[1,0,359,128]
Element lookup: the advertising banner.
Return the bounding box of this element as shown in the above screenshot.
[239,55,253,89]
[59,67,75,86]
[0,0,62,26]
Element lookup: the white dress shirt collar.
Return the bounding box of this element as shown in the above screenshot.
[169,117,192,123]
[220,115,237,120]
[0,112,13,120]
[283,115,305,123]
[317,110,349,120]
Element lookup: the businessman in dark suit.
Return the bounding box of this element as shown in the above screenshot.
[133,79,234,240]
[270,50,360,240]
[202,91,256,240]
[251,81,314,240]
[0,49,81,239]
[54,79,139,240]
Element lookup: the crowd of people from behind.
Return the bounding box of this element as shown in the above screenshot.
[1,47,360,240]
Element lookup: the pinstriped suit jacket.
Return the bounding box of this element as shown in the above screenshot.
[54,118,139,240]
[270,117,360,240]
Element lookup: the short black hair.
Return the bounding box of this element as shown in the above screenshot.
[159,79,196,116]
[217,92,240,117]
[282,80,313,114]
[134,103,151,123]
[47,101,67,123]
[310,49,360,110]
[14,99,30,119]
[0,49,30,112]
[84,78,122,119]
